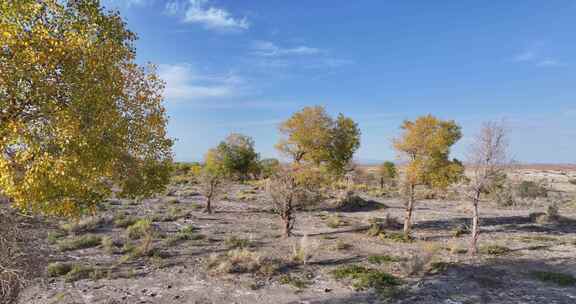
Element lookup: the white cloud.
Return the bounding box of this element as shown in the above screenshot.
[158,64,244,101]
[251,41,322,57]
[166,0,249,32]
[512,48,563,67]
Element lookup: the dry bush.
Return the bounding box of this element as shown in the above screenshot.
[291,234,314,264]
[0,210,26,304]
[401,243,441,276]
[207,249,277,276]
[60,216,109,235]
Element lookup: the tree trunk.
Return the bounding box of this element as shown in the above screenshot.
[380,177,384,191]
[282,200,294,238]
[204,195,212,214]
[468,190,481,256]
[403,184,415,237]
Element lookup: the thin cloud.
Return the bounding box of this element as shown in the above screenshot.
[251,41,323,57]
[166,0,249,32]
[158,64,245,101]
[512,48,564,67]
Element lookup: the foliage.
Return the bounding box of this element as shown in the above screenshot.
[276,106,360,179]
[331,265,401,294]
[378,161,397,185]
[394,115,463,189]
[393,115,463,236]
[126,219,152,240]
[216,133,260,181]
[0,0,173,217]
[199,149,229,213]
[480,244,511,255]
[258,158,281,179]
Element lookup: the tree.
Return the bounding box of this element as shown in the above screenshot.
[199,149,227,214]
[216,133,259,181]
[259,158,281,179]
[378,161,397,190]
[276,106,360,179]
[326,114,361,178]
[465,121,509,255]
[0,0,173,217]
[393,115,463,237]
[267,166,323,237]
[276,106,334,164]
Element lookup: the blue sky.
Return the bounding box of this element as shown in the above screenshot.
[104,0,575,163]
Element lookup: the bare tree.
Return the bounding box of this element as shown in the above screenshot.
[465,121,509,255]
[267,168,322,238]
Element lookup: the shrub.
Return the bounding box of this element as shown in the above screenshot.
[333,240,352,251]
[401,243,440,276]
[126,219,152,240]
[292,235,312,264]
[331,265,401,294]
[325,214,345,229]
[113,214,138,228]
[165,225,204,246]
[60,216,107,235]
[65,265,105,282]
[57,235,102,251]
[279,274,310,290]
[379,232,413,243]
[517,181,548,199]
[47,262,73,277]
[367,255,402,265]
[480,244,511,256]
[224,235,251,249]
[207,249,263,274]
[532,271,576,286]
[452,224,470,237]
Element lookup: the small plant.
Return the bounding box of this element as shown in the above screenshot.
[113,214,138,228]
[57,234,102,251]
[452,224,470,237]
[224,235,251,249]
[126,219,152,240]
[47,231,66,244]
[47,262,73,277]
[65,264,106,282]
[532,271,576,286]
[480,244,511,256]
[331,265,401,295]
[325,214,345,229]
[279,274,310,290]
[207,249,266,274]
[60,216,107,235]
[165,225,204,246]
[291,235,312,264]
[333,239,352,251]
[367,255,402,265]
[379,232,413,243]
[401,243,440,276]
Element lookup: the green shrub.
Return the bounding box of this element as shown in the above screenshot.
[126,219,152,240]
[532,271,576,286]
[165,225,204,246]
[279,274,310,290]
[113,214,138,228]
[325,214,345,229]
[331,265,401,293]
[57,234,102,251]
[379,232,413,243]
[47,262,73,277]
[480,244,511,256]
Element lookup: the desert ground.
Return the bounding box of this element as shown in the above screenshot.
[12,166,576,304]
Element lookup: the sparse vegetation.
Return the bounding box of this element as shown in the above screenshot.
[531,271,576,286]
[57,235,102,251]
[331,265,401,296]
[126,219,153,240]
[480,244,511,256]
[367,255,402,265]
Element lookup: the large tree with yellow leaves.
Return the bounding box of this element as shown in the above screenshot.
[394,115,463,237]
[0,0,173,217]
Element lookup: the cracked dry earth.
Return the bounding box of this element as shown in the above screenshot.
[16,171,576,304]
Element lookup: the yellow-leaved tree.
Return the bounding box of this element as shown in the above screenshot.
[393,115,463,237]
[0,0,173,217]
